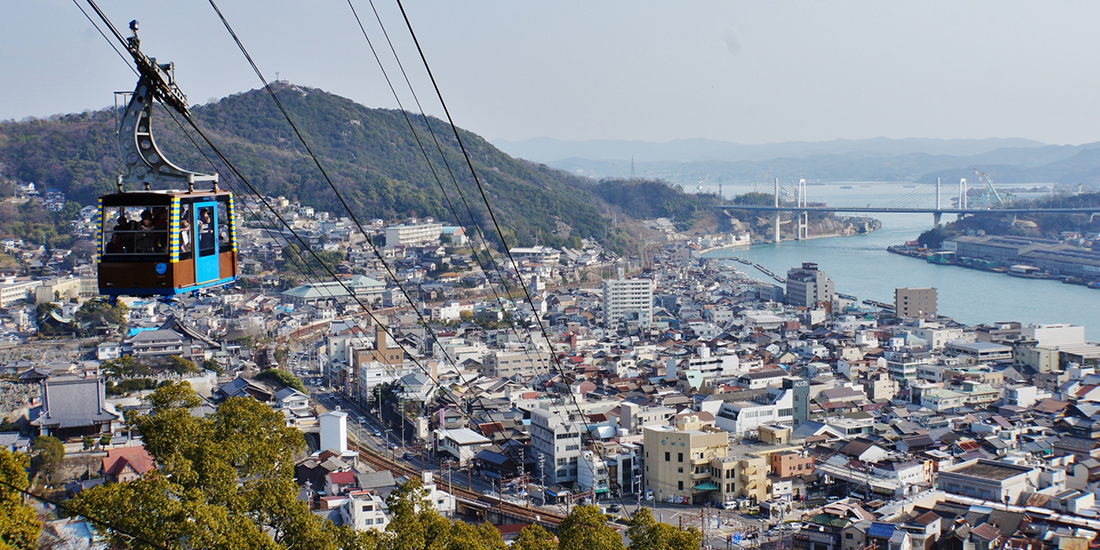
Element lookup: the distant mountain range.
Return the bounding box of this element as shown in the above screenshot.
[493,137,1100,189]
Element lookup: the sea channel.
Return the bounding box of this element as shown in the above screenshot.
[701,182,1100,340]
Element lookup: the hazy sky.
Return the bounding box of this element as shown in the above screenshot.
[6,1,1100,145]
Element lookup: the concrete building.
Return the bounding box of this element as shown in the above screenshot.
[771,452,815,478]
[35,276,98,304]
[385,222,442,247]
[938,459,1040,504]
[530,408,586,486]
[894,287,937,319]
[642,417,768,505]
[577,449,610,498]
[946,341,1014,363]
[785,263,834,307]
[433,428,491,466]
[1021,324,1087,347]
[0,276,42,308]
[602,276,654,329]
[508,246,560,265]
[340,490,390,532]
[482,350,552,379]
[319,411,349,454]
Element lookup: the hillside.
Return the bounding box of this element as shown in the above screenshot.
[0,83,608,250]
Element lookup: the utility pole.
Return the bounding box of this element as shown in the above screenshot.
[520,446,529,508]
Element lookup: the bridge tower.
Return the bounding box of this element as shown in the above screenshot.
[773,178,781,243]
[933,177,942,227]
[796,178,809,240]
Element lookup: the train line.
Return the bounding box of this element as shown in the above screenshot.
[351,442,566,528]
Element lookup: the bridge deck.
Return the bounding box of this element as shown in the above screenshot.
[718,205,1098,214]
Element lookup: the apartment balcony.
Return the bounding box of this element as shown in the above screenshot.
[690,470,711,480]
[692,457,710,466]
[739,465,757,480]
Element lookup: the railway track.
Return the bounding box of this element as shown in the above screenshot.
[352,443,566,527]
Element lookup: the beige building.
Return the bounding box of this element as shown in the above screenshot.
[642,416,767,505]
[894,287,937,319]
[482,350,552,379]
[35,276,98,304]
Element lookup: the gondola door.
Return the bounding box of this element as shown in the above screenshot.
[193,201,220,284]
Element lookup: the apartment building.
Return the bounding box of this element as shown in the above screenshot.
[894,287,937,319]
[385,222,442,247]
[771,452,815,478]
[508,246,560,265]
[602,277,654,329]
[482,350,552,379]
[642,417,768,505]
[530,408,587,486]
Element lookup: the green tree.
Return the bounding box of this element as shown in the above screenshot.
[31,435,65,481]
[165,355,198,376]
[75,299,129,335]
[513,524,558,550]
[73,382,327,550]
[558,505,623,550]
[101,355,149,379]
[0,449,42,548]
[253,369,307,393]
[204,358,225,375]
[626,507,701,550]
[34,303,59,326]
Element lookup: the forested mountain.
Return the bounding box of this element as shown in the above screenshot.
[0,83,610,249]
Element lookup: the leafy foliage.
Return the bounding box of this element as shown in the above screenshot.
[31,435,64,480]
[593,179,715,230]
[73,382,321,550]
[253,368,307,394]
[0,449,41,549]
[0,198,78,248]
[626,507,701,550]
[73,299,128,336]
[558,505,624,550]
[513,525,558,550]
[916,192,1100,246]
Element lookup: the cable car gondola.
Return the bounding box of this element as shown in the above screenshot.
[96,21,237,297]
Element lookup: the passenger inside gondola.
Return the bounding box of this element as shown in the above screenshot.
[198,207,215,255]
[105,233,125,254]
[179,216,192,256]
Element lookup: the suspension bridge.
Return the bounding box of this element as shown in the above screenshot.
[716,178,1100,242]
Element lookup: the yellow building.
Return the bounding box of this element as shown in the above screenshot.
[643,417,768,505]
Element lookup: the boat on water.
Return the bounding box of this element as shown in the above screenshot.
[840,186,854,189]
[1007,265,1056,279]
[1062,276,1092,286]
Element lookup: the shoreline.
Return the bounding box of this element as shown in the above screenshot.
[886,245,1100,288]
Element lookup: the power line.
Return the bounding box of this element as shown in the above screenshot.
[394,0,632,515]
[345,0,554,400]
[205,0,485,396]
[80,0,501,455]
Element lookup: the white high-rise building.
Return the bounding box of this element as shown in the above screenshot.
[602,276,654,329]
